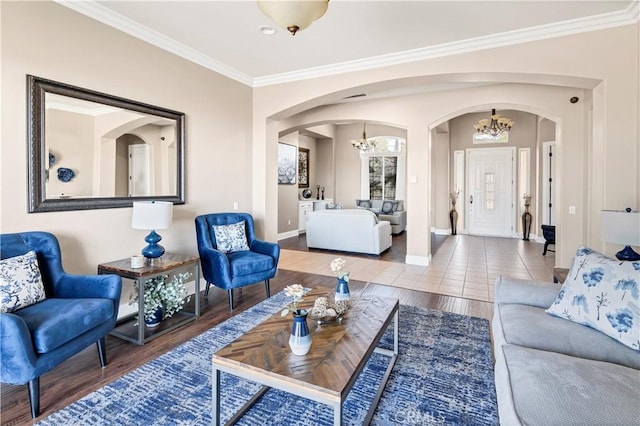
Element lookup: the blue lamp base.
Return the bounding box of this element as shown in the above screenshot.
[141,230,165,259]
[615,245,640,262]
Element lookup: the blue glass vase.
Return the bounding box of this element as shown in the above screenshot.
[289,309,312,355]
[335,273,351,302]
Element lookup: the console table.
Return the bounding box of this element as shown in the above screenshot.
[98,253,200,345]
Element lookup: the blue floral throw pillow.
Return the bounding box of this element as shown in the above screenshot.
[212,221,250,254]
[0,250,47,313]
[546,246,640,350]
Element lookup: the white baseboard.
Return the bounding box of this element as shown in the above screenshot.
[406,254,431,266]
[277,230,300,241]
[432,228,451,235]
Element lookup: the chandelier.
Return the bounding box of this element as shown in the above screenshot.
[473,109,514,136]
[351,123,375,152]
[257,0,329,36]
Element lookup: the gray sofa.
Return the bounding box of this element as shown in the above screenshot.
[355,199,406,234]
[492,276,640,425]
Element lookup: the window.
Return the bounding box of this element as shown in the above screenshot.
[485,172,495,210]
[369,156,397,200]
[360,136,406,201]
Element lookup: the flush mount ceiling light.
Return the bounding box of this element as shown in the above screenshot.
[257,0,329,36]
[351,123,375,152]
[473,109,514,136]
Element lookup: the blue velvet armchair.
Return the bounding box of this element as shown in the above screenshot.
[0,232,122,418]
[195,213,280,310]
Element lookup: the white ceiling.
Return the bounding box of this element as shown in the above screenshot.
[60,1,637,88]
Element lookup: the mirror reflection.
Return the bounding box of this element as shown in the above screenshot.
[45,94,177,199]
[28,75,185,212]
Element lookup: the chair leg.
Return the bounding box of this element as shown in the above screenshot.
[28,377,40,418]
[265,279,271,299]
[228,289,234,310]
[204,282,211,298]
[97,337,107,367]
[543,242,549,255]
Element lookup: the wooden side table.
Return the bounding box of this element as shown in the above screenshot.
[98,253,200,345]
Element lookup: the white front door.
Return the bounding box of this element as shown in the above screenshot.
[466,147,515,237]
[129,144,151,196]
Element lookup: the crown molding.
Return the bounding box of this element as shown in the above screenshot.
[55,0,254,86]
[56,0,638,89]
[254,1,639,87]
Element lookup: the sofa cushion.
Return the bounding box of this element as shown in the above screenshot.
[227,251,275,277]
[546,246,640,350]
[355,199,372,208]
[503,344,640,426]
[497,304,640,369]
[212,221,250,254]
[14,298,114,353]
[0,250,47,313]
[394,200,404,211]
[381,200,397,214]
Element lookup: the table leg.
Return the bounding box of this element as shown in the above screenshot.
[194,265,200,317]
[333,401,342,426]
[137,278,144,345]
[212,367,221,426]
[393,309,399,355]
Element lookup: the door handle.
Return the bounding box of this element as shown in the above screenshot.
[470,195,473,204]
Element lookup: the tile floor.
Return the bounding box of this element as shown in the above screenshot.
[279,234,556,303]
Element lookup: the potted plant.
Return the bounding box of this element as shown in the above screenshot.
[129,271,192,327]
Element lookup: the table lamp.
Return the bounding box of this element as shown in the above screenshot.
[131,201,173,259]
[600,208,640,261]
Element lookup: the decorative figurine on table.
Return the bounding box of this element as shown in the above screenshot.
[321,186,325,200]
[316,185,320,200]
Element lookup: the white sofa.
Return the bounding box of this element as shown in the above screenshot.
[306,209,392,255]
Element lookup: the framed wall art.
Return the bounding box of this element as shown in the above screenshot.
[277,142,297,184]
[298,147,309,188]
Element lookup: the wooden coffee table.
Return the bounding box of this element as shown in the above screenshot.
[211,288,399,426]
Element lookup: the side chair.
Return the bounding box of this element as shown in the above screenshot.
[195,213,280,310]
[0,231,122,418]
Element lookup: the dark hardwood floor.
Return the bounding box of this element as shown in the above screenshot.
[0,269,492,425]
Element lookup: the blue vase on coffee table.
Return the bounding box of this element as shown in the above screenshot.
[289,309,311,355]
[335,273,350,302]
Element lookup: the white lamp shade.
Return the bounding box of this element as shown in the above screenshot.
[257,0,328,32]
[131,201,173,230]
[601,210,640,246]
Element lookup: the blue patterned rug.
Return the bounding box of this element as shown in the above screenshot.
[37,291,497,425]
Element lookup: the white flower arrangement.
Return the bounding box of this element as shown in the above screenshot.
[280,284,305,316]
[330,257,349,281]
[129,271,192,322]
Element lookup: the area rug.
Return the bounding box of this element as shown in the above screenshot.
[37,291,498,425]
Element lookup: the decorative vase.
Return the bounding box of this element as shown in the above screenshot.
[288,309,311,355]
[335,273,351,302]
[449,200,458,236]
[145,307,163,328]
[522,195,532,241]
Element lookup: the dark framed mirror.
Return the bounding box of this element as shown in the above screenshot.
[27,75,185,212]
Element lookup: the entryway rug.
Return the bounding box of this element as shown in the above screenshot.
[37,291,498,425]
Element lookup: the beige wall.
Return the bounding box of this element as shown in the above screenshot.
[254,24,639,268]
[1,1,253,281]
